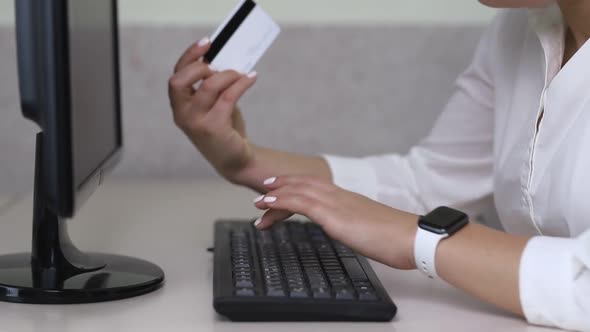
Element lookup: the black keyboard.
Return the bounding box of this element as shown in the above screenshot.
[212,220,397,321]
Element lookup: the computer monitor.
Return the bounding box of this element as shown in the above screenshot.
[0,0,164,304]
[17,0,122,218]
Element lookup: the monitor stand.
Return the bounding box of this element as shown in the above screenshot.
[0,133,164,303]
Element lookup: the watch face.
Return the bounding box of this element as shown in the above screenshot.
[419,207,468,235]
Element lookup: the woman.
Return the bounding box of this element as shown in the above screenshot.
[168,0,589,330]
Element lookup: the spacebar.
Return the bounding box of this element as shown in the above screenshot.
[341,257,368,281]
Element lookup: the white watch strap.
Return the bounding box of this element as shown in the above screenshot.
[414,227,448,279]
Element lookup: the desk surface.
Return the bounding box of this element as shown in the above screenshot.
[0,180,557,332]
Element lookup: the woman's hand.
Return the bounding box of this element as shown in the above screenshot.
[168,37,258,181]
[253,175,420,270]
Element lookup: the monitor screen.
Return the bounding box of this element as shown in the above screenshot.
[68,0,119,187]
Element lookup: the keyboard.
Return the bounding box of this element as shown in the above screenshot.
[212,220,397,321]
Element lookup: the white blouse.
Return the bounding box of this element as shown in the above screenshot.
[324,5,590,331]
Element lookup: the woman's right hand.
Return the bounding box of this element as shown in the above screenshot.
[168,37,258,182]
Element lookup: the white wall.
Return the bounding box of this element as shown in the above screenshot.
[0,0,496,26]
[1,0,14,26]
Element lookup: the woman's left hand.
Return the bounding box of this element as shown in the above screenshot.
[253,175,420,270]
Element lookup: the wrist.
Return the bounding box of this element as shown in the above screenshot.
[225,144,265,188]
[413,207,469,278]
[385,210,419,270]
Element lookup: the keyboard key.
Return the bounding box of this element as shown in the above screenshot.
[331,281,349,288]
[267,288,286,297]
[358,291,378,301]
[320,258,339,264]
[267,281,283,288]
[334,287,355,300]
[341,257,368,281]
[353,281,372,288]
[289,288,309,298]
[312,288,331,299]
[327,273,346,278]
[235,288,256,297]
[235,280,254,288]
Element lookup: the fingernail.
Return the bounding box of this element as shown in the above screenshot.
[263,196,277,203]
[263,177,276,185]
[247,71,258,79]
[254,218,262,226]
[253,195,265,203]
[197,37,210,47]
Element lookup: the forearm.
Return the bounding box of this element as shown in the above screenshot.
[435,223,530,315]
[231,145,332,193]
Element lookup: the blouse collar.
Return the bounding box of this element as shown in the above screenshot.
[528,3,566,86]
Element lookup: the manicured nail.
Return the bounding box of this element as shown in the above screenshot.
[263,177,276,185]
[253,195,265,203]
[197,37,210,47]
[247,71,258,79]
[263,196,277,203]
[254,218,262,226]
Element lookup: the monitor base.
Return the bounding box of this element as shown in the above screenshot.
[0,133,165,304]
[0,253,164,304]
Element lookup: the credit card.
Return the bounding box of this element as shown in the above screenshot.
[204,0,280,73]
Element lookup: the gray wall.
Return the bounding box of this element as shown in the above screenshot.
[0,25,484,197]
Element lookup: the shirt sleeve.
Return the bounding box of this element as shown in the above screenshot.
[324,16,502,215]
[519,230,590,331]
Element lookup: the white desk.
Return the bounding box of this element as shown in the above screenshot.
[0,180,557,332]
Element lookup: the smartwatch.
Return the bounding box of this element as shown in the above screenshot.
[414,206,469,279]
